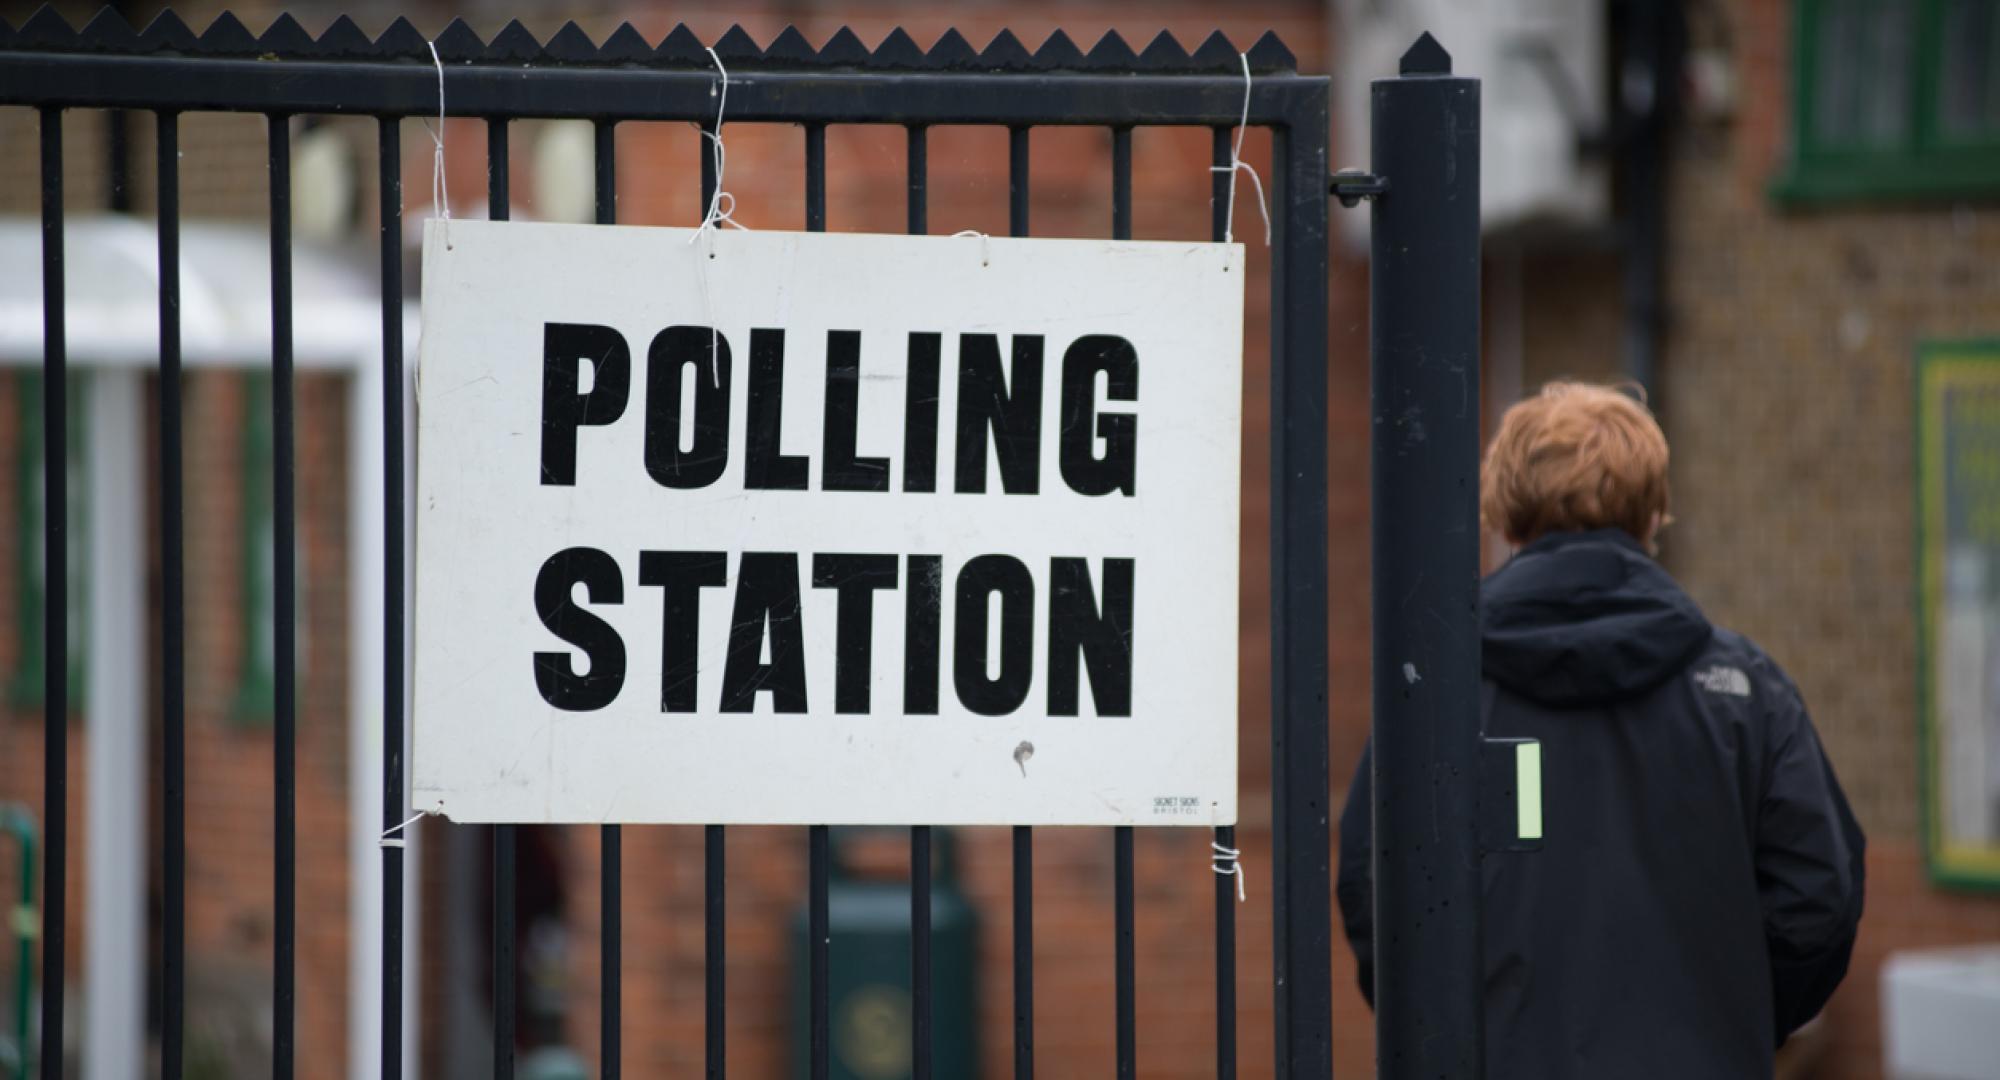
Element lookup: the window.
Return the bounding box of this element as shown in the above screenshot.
[1917,340,2000,888]
[9,371,89,709]
[1777,0,2000,202]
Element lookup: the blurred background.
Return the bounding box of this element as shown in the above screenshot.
[0,0,1997,1078]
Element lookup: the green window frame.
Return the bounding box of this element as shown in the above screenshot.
[231,372,303,724]
[1916,339,2000,890]
[9,371,89,710]
[1775,0,2000,204]
[229,372,304,724]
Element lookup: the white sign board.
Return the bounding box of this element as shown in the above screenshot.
[412,220,1242,826]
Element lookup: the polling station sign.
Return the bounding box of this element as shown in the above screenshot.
[411,220,1242,826]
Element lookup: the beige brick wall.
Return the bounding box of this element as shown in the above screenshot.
[1647,3,2000,1078]
[1661,0,2000,844]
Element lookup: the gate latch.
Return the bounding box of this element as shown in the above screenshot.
[1329,168,1388,208]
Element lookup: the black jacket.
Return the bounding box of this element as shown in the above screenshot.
[1337,529,1865,1079]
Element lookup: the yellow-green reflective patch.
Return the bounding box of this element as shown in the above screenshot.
[1516,742,1543,840]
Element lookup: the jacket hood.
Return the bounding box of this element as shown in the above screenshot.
[1481,529,1713,707]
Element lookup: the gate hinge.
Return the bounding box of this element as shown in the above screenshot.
[1329,169,1388,208]
[1478,737,1544,854]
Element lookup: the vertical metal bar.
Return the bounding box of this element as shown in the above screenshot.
[1011,825,1033,1080]
[486,116,518,1080]
[1008,122,1034,1080]
[1209,127,1239,1080]
[1273,92,1336,1080]
[268,111,298,1080]
[1369,47,1483,1080]
[704,824,724,1080]
[1111,126,1132,241]
[592,118,615,221]
[1009,126,1030,237]
[1212,825,1237,1079]
[802,121,832,1080]
[377,114,407,1080]
[699,119,717,225]
[1109,122,1138,1080]
[808,826,830,1080]
[804,123,826,230]
[906,125,928,236]
[36,105,66,1080]
[488,120,509,222]
[906,123,933,1080]
[592,118,622,1080]
[1113,828,1135,1080]
[910,826,932,1080]
[699,122,727,1080]
[1211,128,1232,244]
[494,821,516,1079]
[600,819,621,1079]
[107,111,131,213]
[158,108,187,1080]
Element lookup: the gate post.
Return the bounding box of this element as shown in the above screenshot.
[1369,32,1484,1080]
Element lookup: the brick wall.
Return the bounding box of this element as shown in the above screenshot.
[429,5,1365,1078]
[0,367,352,1078]
[15,0,1995,1076]
[1657,2,2000,1077]
[1,2,1376,1077]
[41,2,1996,1078]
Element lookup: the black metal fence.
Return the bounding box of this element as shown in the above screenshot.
[0,8,1486,1080]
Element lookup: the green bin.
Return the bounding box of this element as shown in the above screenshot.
[792,829,978,1079]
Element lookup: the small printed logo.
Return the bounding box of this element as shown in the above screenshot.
[1693,665,1752,698]
[1153,796,1201,817]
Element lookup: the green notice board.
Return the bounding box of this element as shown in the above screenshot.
[1918,340,2000,887]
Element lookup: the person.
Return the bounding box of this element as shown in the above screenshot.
[1337,381,1866,1079]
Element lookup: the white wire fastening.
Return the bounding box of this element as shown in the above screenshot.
[689,44,749,390]
[425,39,452,248]
[1209,53,1272,246]
[379,809,429,850]
[949,229,992,266]
[1212,839,1247,903]
[691,46,747,238]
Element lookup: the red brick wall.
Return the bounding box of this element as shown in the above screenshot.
[1836,842,2000,1071]
[0,1,1367,1071]
[0,368,352,1079]
[399,5,1367,1077]
[39,3,1996,1079]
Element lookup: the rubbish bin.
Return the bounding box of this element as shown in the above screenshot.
[2,804,35,1080]
[792,828,977,1080]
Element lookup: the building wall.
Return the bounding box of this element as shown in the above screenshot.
[19,2,1988,1079]
[1,4,364,1064]
[0,1,1375,1078]
[1658,1,2000,1076]
[0,368,353,1079]
[462,5,1364,1078]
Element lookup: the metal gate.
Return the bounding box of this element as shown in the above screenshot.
[0,9,1483,1080]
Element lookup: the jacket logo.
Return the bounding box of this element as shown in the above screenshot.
[1693,665,1752,698]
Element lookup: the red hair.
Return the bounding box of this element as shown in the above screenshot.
[1481,381,1671,545]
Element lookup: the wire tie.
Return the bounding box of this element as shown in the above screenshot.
[1208,53,1272,246]
[1211,839,1247,903]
